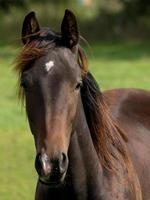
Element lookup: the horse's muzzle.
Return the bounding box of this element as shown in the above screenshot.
[35,152,68,185]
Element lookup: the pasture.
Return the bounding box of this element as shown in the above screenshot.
[0,40,150,200]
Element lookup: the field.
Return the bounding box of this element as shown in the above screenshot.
[0,41,150,200]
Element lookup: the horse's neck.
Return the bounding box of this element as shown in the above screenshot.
[68,101,104,200]
[68,100,141,200]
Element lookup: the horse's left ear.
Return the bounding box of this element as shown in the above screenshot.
[22,11,40,45]
[61,9,79,49]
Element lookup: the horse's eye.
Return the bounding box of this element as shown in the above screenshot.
[20,79,30,90]
[75,81,82,90]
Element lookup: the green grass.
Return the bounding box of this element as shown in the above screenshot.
[0,46,36,200]
[88,40,150,90]
[0,41,150,200]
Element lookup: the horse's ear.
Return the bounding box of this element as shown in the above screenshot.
[61,9,79,49]
[22,11,40,45]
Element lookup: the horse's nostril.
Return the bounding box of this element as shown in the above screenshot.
[35,153,51,177]
[59,153,68,174]
[41,153,51,176]
[61,153,67,163]
[35,153,43,176]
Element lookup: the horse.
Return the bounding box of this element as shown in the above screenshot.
[15,9,150,200]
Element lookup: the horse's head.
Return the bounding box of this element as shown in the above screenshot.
[19,10,87,186]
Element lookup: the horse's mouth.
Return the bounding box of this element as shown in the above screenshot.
[39,176,64,188]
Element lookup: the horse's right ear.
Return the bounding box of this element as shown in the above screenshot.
[22,12,40,45]
[61,9,79,49]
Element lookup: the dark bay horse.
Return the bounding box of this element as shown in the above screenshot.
[15,10,150,200]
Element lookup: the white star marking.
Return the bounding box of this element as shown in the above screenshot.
[45,60,54,72]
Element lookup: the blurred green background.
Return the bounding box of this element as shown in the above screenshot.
[0,0,150,199]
